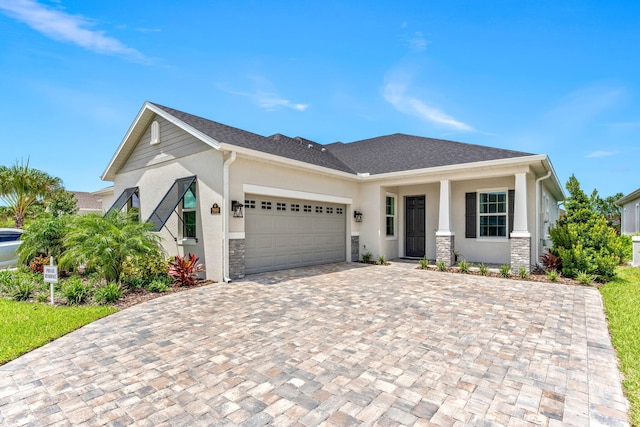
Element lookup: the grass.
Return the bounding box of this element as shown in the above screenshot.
[600,266,640,426]
[0,299,116,365]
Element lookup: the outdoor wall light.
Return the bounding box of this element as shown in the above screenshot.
[210,203,221,215]
[354,211,363,222]
[231,200,244,218]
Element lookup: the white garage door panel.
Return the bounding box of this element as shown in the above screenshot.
[245,196,346,274]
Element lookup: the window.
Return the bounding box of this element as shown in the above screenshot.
[303,205,311,212]
[277,202,287,211]
[315,206,323,213]
[479,192,507,237]
[106,187,139,217]
[291,204,300,212]
[336,208,343,215]
[261,201,272,210]
[182,182,197,239]
[386,195,396,237]
[326,207,333,214]
[244,200,256,209]
[636,204,640,234]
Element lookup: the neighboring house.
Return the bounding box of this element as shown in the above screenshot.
[101,102,564,282]
[616,188,640,267]
[617,188,640,235]
[91,186,115,213]
[72,191,104,215]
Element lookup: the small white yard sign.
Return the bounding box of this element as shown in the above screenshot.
[44,266,58,283]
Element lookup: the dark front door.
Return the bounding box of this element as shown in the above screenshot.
[405,196,426,258]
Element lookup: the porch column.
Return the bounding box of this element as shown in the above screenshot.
[511,172,531,273]
[436,179,455,266]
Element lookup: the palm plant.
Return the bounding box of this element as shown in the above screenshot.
[17,213,70,265]
[0,159,63,228]
[60,212,162,283]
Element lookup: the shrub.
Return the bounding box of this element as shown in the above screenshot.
[62,276,93,305]
[168,254,204,287]
[478,263,489,276]
[549,175,629,281]
[540,250,562,271]
[16,213,70,265]
[121,253,169,283]
[28,255,49,274]
[576,271,596,285]
[499,264,511,278]
[458,259,471,273]
[146,278,171,293]
[436,261,447,272]
[94,282,124,304]
[418,258,428,269]
[378,255,386,265]
[60,212,162,283]
[518,267,529,279]
[361,252,372,263]
[547,269,559,282]
[6,276,35,301]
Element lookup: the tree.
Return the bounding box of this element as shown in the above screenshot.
[0,160,63,228]
[549,175,629,281]
[47,189,78,216]
[591,189,624,232]
[60,212,162,283]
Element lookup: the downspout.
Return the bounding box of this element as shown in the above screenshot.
[535,170,552,268]
[223,151,237,283]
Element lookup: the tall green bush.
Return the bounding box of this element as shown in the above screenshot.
[549,175,629,281]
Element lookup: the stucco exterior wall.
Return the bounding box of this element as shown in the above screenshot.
[621,198,640,235]
[112,149,225,281]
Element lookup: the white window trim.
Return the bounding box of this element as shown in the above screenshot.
[477,187,508,242]
[385,193,397,240]
[180,184,197,240]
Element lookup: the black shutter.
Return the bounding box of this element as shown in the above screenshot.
[508,189,515,238]
[465,192,477,238]
[105,187,138,216]
[147,176,197,232]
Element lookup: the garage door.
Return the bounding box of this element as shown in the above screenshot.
[244,196,346,274]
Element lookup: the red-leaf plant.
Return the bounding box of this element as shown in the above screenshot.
[168,253,204,286]
[540,250,562,271]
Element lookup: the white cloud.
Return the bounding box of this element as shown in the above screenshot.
[586,150,617,158]
[409,31,429,51]
[383,80,473,132]
[0,0,147,61]
[217,77,308,112]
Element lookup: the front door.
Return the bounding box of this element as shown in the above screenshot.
[405,196,425,258]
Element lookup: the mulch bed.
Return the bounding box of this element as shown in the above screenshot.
[113,280,215,310]
[416,266,591,287]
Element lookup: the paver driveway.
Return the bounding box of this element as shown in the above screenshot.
[0,262,629,426]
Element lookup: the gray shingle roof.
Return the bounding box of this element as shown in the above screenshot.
[151,103,535,176]
[326,133,533,175]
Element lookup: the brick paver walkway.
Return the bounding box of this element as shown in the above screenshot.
[0,262,629,426]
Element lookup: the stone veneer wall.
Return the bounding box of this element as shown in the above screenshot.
[351,235,360,262]
[510,236,531,273]
[436,235,455,266]
[229,239,245,280]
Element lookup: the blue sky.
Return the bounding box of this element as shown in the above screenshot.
[1,0,639,199]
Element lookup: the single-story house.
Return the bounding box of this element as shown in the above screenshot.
[72,191,104,215]
[617,188,640,235]
[616,188,640,267]
[101,102,564,281]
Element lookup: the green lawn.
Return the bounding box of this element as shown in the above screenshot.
[600,266,640,426]
[0,299,116,365]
